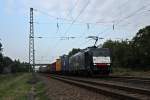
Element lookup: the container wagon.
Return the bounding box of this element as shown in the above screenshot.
[60,55,69,74]
[56,59,61,73]
[50,62,56,74]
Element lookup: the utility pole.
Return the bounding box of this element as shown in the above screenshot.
[29,8,35,73]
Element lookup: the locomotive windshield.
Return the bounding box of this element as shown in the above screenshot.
[91,48,110,57]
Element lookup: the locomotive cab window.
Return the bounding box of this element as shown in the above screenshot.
[91,49,110,57]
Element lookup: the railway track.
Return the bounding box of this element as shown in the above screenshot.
[110,76,150,80]
[68,74,150,86]
[107,76,150,83]
[93,75,150,81]
[50,75,150,100]
[92,76,150,86]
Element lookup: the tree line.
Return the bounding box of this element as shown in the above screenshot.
[103,25,150,69]
[0,43,29,74]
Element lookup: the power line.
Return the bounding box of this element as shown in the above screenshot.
[34,8,72,22]
[115,3,150,25]
[35,1,147,39]
[116,9,150,28]
[96,0,130,24]
[67,0,79,19]
[34,7,117,27]
[33,1,150,28]
[34,8,92,24]
[34,20,112,25]
[63,0,90,36]
[32,1,150,59]
[97,2,150,38]
[33,35,82,39]
[96,1,150,37]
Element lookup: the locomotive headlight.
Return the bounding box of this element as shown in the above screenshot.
[107,64,110,65]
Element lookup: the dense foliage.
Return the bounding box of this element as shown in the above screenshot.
[68,48,81,57]
[0,43,3,73]
[0,42,29,74]
[103,26,150,69]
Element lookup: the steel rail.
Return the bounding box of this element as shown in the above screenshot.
[50,75,150,100]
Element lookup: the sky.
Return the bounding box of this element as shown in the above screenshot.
[0,0,150,64]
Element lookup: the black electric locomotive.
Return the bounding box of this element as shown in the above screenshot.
[69,47,111,75]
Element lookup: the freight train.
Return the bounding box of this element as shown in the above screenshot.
[39,47,111,76]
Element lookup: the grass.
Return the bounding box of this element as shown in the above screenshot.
[111,67,150,77]
[0,73,32,100]
[0,73,49,100]
[35,79,49,100]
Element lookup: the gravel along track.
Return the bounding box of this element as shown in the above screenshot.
[37,74,115,100]
[51,75,150,100]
